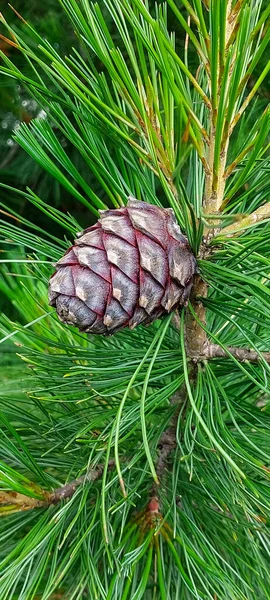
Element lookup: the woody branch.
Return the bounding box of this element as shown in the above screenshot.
[0,461,115,513]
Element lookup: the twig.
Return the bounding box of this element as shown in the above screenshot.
[214,202,270,237]
[203,1,237,220]
[149,384,190,515]
[185,275,208,358]
[0,490,47,510]
[50,461,115,503]
[0,461,115,514]
[205,343,270,364]
[178,274,269,365]
[154,390,184,482]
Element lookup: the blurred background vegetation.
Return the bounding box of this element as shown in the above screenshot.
[0,1,86,230]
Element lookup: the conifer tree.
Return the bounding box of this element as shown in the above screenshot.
[0,1,269,598]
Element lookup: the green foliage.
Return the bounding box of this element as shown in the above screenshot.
[0,0,78,208]
[0,1,269,599]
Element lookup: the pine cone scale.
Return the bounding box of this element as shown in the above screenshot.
[104,234,139,284]
[101,214,137,246]
[168,243,195,286]
[137,233,168,287]
[49,198,197,335]
[73,268,109,315]
[127,205,167,249]
[73,246,111,282]
[139,271,164,314]
[111,267,138,316]
[75,227,104,250]
[104,298,129,330]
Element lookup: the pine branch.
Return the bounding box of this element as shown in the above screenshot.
[0,461,115,514]
[185,276,208,358]
[0,2,269,597]
[214,202,270,237]
[0,490,48,512]
[147,386,188,522]
[204,343,270,364]
[50,461,115,503]
[180,303,270,364]
[154,388,186,483]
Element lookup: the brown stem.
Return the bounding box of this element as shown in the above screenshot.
[185,275,208,358]
[149,385,189,512]
[154,389,186,482]
[203,121,215,218]
[189,2,247,362]
[203,1,245,223]
[215,202,270,237]
[205,344,270,364]
[0,490,49,511]
[0,461,115,514]
[178,296,270,364]
[50,462,115,503]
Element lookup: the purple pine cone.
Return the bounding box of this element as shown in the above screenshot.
[48,197,197,334]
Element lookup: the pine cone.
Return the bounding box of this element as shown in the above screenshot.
[49,197,197,335]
